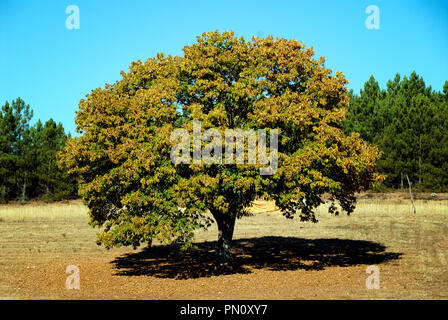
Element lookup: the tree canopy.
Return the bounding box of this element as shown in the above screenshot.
[344,73,448,191]
[59,31,382,265]
[0,98,76,202]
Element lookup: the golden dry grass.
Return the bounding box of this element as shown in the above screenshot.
[0,194,447,299]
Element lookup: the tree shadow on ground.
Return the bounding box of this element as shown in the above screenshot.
[111,236,401,279]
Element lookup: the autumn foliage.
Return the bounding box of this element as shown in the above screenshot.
[58,31,382,265]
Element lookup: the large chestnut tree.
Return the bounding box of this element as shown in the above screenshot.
[59,31,382,265]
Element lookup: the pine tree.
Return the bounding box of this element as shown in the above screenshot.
[0,99,77,202]
[0,98,33,202]
[344,72,448,191]
[34,118,77,201]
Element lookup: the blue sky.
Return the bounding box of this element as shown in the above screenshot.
[1,0,447,135]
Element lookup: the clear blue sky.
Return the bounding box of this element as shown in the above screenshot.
[1,0,447,135]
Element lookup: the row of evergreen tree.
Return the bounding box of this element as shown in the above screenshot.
[343,72,448,192]
[1,72,447,202]
[0,98,77,202]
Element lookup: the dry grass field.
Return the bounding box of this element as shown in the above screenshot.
[0,193,447,299]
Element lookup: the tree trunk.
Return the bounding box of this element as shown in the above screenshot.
[21,181,27,203]
[418,135,422,185]
[400,172,403,190]
[211,210,236,266]
[406,174,416,215]
[47,158,51,195]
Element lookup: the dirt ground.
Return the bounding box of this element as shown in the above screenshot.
[1,192,447,299]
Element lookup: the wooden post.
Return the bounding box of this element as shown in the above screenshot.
[406,174,416,215]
